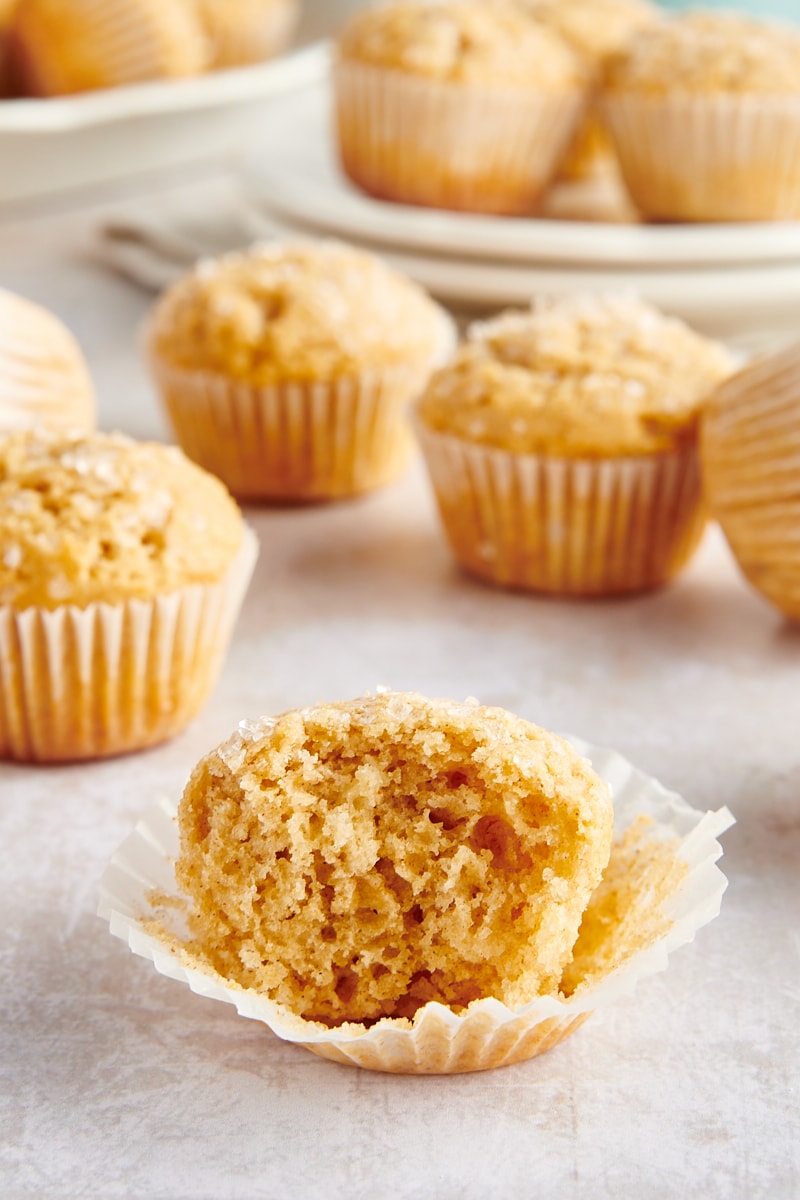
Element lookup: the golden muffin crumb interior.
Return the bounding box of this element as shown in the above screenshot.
[337,1,583,88]
[417,293,733,457]
[0,430,243,610]
[605,11,800,94]
[176,692,613,1027]
[149,240,449,384]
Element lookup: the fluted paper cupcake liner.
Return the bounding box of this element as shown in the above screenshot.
[602,90,800,222]
[333,58,585,215]
[702,340,800,620]
[146,315,455,503]
[0,527,257,763]
[205,0,298,68]
[417,426,706,597]
[99,736,733,1075]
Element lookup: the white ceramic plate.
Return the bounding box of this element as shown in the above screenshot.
[0,42,328,205]
[243,64,800,269]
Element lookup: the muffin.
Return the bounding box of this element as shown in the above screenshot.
[0,289,96,435]
[145,240,454,502]
[0,430,257,762]
[701,341,800,622]
[0,0,18,95]
[602,12,800,222]
[192,0,298,69]
[416,293,734,596]
[512,0,661,181]
[334,1,587,215]
[176,693,613,1029]
[9,0,208,95]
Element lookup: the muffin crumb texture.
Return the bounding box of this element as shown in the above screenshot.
[418,293,733,457]
[0,430,243,610]
[149,240,448,383]
[176,692,613,1027]
[337,1,583,88]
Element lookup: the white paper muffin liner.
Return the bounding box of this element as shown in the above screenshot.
[702,340,800,620]
[333,57,585,215]
[99,737,733,1075]
[205,0,298,68]
[602,90,800,221]
[146,312,456,502]
[417,426,706,596]
[0,527,258,762]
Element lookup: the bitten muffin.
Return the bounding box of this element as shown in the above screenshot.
[334,0,586,215]
[176,691,613,1029]
[192,0,297,68]
[701,341,800,622]
[513,0,661,181]
[602,12,800,221]
[9,0,208,95]
[145,240,453,501]
[0,289,96,435]
[0,430,256,762]
[416,293,734,596]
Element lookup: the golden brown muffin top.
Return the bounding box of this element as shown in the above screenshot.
[11,0,208,94]
[516,0,660,66]
[417,293,734,458]
[0,288,96,435]
[176,690,613,1026]
[0,430,244,611]
[337,1,583,88]
[605,11,800,94]
[148,240,452,384]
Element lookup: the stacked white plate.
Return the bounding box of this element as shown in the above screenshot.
[243,49,800,350]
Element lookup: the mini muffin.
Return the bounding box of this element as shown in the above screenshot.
[145,240,453,502]
[0,430,257,762]
[192,0,297,69]
[513,0,661,181]
[701,341,800,622]
[0,289,96,435]
[416,293,734,597]
[334,0,587,215]
[175,692,613,1045]
[602,12,800,222]
[9,0,208,95]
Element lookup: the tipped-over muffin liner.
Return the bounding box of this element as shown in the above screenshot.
[602,90,800,221]
[99,737,733,1075]
[701,340,800,621]
[0,527,257,763]
[333,58,585,215]
[146,314,456,503]
[416,425,706,597]
[206,0,298,68]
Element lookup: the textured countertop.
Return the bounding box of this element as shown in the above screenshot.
[1,181,799,1200]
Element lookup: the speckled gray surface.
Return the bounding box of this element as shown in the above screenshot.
[1,184,799,1200]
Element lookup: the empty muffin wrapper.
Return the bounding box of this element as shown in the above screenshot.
[99,738,733,1074]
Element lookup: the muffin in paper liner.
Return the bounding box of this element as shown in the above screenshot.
[701,340,800,622]
[416,425,706,597]
[98,737,732,1075]
[0,527,258,763]
[333,58,585,216]
[602,91,800,222]
[145,312,456,504]
[195,0,298,69]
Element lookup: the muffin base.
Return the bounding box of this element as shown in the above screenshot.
[334,58,584,216]
[204,0,298,68]
[417,426,706,597]
[99,737,733,1074]
[603,91,800,222]
[0,528,257,763]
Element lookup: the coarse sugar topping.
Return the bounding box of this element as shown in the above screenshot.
[0,430,243,610]
[337,1,583,88]
[149,240,450,383]
[605,11,800,95]
[417,293,734,457]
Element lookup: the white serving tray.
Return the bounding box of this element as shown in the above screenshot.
[244,63,800,269]
[0,42,328,205]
